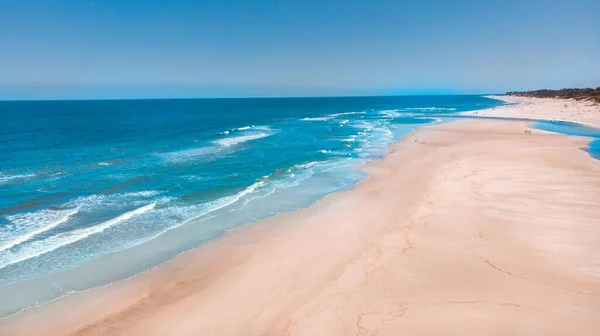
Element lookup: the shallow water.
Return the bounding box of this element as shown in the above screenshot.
[0,95,505,316]
[531,120,600,159]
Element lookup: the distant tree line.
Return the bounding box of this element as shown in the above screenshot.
[505,87,600,103]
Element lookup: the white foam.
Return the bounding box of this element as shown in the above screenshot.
[380,109,401,118]
[0,208,79,253]
[301,117,333,121]
[221,125,270,134]
[234,161,329,203]
[100,161,339,254]
[328,112,366,117]
[286,161,319,173]
[64,191,162,210]
[355,124,394,158]
[118,180,269,248]
[120,190,163,198]
[158,145,226,164]
[214,132,274,147]
[197,181,265,215]
[0,173,36,185]
[213,126,278,148]
[351,120,375,130]
[401,107,456,111]
[261,163,319,194]
[0,203,157,270]
[181,175,205,181]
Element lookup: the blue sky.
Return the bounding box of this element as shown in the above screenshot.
[1,0,599,99]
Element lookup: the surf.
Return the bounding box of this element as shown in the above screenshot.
[0,203,156,270]
[0,208,79,253]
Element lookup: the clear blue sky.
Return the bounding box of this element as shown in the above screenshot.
[1,0,599,99]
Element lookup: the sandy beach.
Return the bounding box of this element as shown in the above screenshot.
[469,95,600,128]
[2,97,600,335]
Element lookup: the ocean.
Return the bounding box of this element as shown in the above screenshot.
[0,95,507,315]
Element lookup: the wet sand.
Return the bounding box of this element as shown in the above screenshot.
[2,100,600,335]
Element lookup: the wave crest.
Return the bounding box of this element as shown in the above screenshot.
[301,117,333,121]
[213,131,274,147]
[0,208,80,253]
[0,203,157,270]
[328,112,366,117]
[0,173,36,185]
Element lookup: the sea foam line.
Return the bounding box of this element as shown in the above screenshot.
[0,203,156,270]
[158,146,225,164]
[97,161,325,256]
[104,180,269,253]
[380,109,401,118]
[0,208,80,253]
[162,126,276,163]
[351,120,375,130]
[301,117,333,121]
[0,173,36,185]
[0,190,161,254]
[213,131,274,147]
[401,107,456,111]
[329,111,366,117]
[221,124,271,134]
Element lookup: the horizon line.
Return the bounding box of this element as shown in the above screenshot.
[0,92,502,102]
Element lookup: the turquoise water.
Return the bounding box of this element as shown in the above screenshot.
[0,95,503,315]
[531,120,600,159]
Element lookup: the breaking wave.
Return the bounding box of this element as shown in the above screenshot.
[0,203,157,270]
[0,208,80,253]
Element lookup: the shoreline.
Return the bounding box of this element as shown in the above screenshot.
[2,97,600,335]
[473,95,600,128]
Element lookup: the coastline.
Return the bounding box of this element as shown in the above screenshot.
[471,95,600,128]
[2,98,600,335]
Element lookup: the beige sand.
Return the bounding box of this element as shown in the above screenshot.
[468,95,600,128]
[2,103,600,335]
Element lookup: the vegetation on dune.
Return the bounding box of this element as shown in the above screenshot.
[505,87,600,104]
